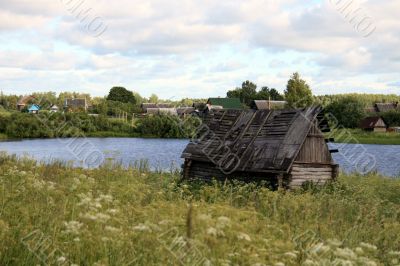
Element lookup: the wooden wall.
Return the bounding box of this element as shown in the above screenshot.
[289,120,338,189]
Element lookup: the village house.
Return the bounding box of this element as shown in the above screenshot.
[206,98,242,109]
[366,102,399,113]
[64,98,88,112]
[17,95,35,111]
[181,106,339,189]
[50,104,59,113]
[28,104,40,114]
[360,117,387,132]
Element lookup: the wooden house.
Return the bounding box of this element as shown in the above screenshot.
[17,95,35,111]
[28,104,40,114]
[360,117,387,132]
[206,98,242,109]
[64,98,88,112]
[181,106,339,189]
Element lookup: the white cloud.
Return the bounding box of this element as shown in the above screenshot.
[0,0,399,97]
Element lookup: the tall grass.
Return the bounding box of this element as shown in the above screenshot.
[0,154,400,265]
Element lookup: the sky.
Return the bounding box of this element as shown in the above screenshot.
[0,0,399,99]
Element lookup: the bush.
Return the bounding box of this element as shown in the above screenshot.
[381,110,400,127]
[325,97,365,128]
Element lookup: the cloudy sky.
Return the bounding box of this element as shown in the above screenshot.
[0,0,399,99]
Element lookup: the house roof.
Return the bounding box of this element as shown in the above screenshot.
[207,98,242,109]
[28,104,40,111]
[65,98,87,108]
[375,103,398,112]
[177,107,195,114]
[181,106,327,174]
[360,117,387,129]
[250,100,287,110]
[17,95,35,106]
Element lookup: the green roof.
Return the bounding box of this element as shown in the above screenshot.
[207,98,242,109]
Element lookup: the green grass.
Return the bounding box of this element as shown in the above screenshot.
[1,153,400,265]
[86,131,139,138]
[327,128,400,145]
[0,133,7,140]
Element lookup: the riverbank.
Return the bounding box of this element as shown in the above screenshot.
[1,154,400,265]
[327,128,400,145]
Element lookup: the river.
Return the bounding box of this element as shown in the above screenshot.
[0,138,399,177]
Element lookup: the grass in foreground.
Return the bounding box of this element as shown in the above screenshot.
[1,154,400,265]
[327,128,400,145]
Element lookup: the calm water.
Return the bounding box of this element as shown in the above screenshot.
[0,138,399,177]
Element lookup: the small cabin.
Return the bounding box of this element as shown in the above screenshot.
[181,107,339,189]
[28,104,40,114]
[360,117,387,133]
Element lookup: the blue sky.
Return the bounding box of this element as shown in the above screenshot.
[0,0,399,98]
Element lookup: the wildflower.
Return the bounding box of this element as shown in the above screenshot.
[57,256,67,264]
[389,251,400,256]
[237,232,251,242]
[284,252,297,259]
[105,226,121,233]
[303,259,317,266]
[327,238,342,247]
[107,209,119,215]
[98,194,113,203]
[334,248,357,260]
[216,216,231,229]
[355,247,364,255]
[63,221,83,235]
[360,242,377,251]
[73,237,80,242]
[206,227,218,237]
[274,263,285,266]
[133,224,152,232]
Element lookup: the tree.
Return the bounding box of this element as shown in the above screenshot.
[227,80,257,105]
[325,97,365,128]
[257,87,284,101]
[107,87,136,104]
[284,72,313,108]
[149,94,159,104]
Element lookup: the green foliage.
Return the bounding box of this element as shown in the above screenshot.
[135,115,201,138]
[227,81,284,106]
[284,72,313,108]
[327,128,400,145]
[0,154,400,265]
[107,87,136,104]
[381,110,400,127]
[325,97,366,128]
[316,93,400,108]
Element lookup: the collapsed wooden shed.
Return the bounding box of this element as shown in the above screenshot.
[181,106,339,189]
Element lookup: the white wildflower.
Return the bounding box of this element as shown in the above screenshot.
[206,227,218,237]
[237,232,251,242]
[98,194,113,203]
[360,242,377,251]
[327,238,342,247]
[355,247,364,255]
[274,263,285,266]
[63,221,83,235]
[107,209,119,215]
[303,259,317,266]
[284,252,297,259]
[57,256,67,264]
[216,216,231,229]
[105,226,121,233]
[335,248,357,260]
[389,251,400,256]
[133,224,152,232]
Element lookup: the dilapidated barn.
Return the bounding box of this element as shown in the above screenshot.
[181,106,339,189]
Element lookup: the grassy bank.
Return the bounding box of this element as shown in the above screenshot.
[1,154,400,265]
[0,133,7,140]
[327,128,400,145]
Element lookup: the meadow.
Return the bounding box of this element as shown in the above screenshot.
[328,128,400,145]
[0,153,400,265]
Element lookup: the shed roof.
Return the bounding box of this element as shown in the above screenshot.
[375,103,398,112]
[360,117,387,129]
[181,106,328,174]
[207,98,242,109]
